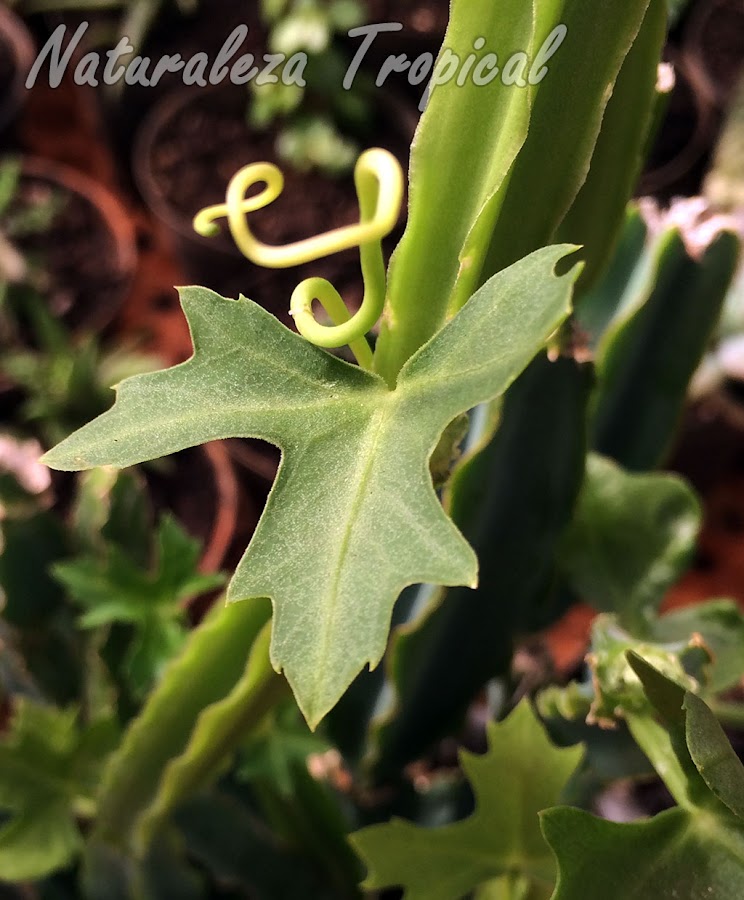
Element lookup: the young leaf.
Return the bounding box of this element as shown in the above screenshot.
[559,455,701,632]
[54,515,225,696]
[351,702,583,900]
[0,701,117,882]
[43,245,580,727]
[543,662,744,900]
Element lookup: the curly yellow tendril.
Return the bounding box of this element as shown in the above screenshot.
[193,148,404,369]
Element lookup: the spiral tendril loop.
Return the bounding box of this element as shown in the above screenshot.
[193,148,404,369]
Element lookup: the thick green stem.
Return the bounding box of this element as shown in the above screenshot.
[90,598,273,852]
[135,621,288,854]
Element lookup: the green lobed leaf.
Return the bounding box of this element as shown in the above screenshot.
[54,514,225,697]
[559,454,701,632]
[542,806,744,900]
[351,702,583,900]
[44,246,579,727]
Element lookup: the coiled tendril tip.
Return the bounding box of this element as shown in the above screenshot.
[193,148,404,369]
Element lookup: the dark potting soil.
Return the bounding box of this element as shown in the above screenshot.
[142,85,412,313]
[8,175,131,335]
[0,32,15,105]
[144,446,221,563]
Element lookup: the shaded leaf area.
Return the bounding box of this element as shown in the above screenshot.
[574,205,650,350]
[559,454,701,632]
[0,701,117,882]
[591,227,741,471]
[0,289,158,448]
[369,354,591,782]
[236,737,364,897]
[352,703,582,900]
[238,699,329,798]
[43,247,579,728]
[544,659,744,899]
[54,515,225,698]
[543,806,744,900]
[0,508,82,706]
[175,790,345,900]
[0,458,96,709]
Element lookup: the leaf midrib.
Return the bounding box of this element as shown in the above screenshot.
[311,399,392,711]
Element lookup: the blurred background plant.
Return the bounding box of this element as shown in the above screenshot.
[251,0,372,175]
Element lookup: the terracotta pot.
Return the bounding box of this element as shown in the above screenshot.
[0,6,35,134]
[683,0,744,108]
[132,83,417,316]
[10,157,137,335]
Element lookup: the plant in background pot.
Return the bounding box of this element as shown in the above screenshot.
[133,0,415,314]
